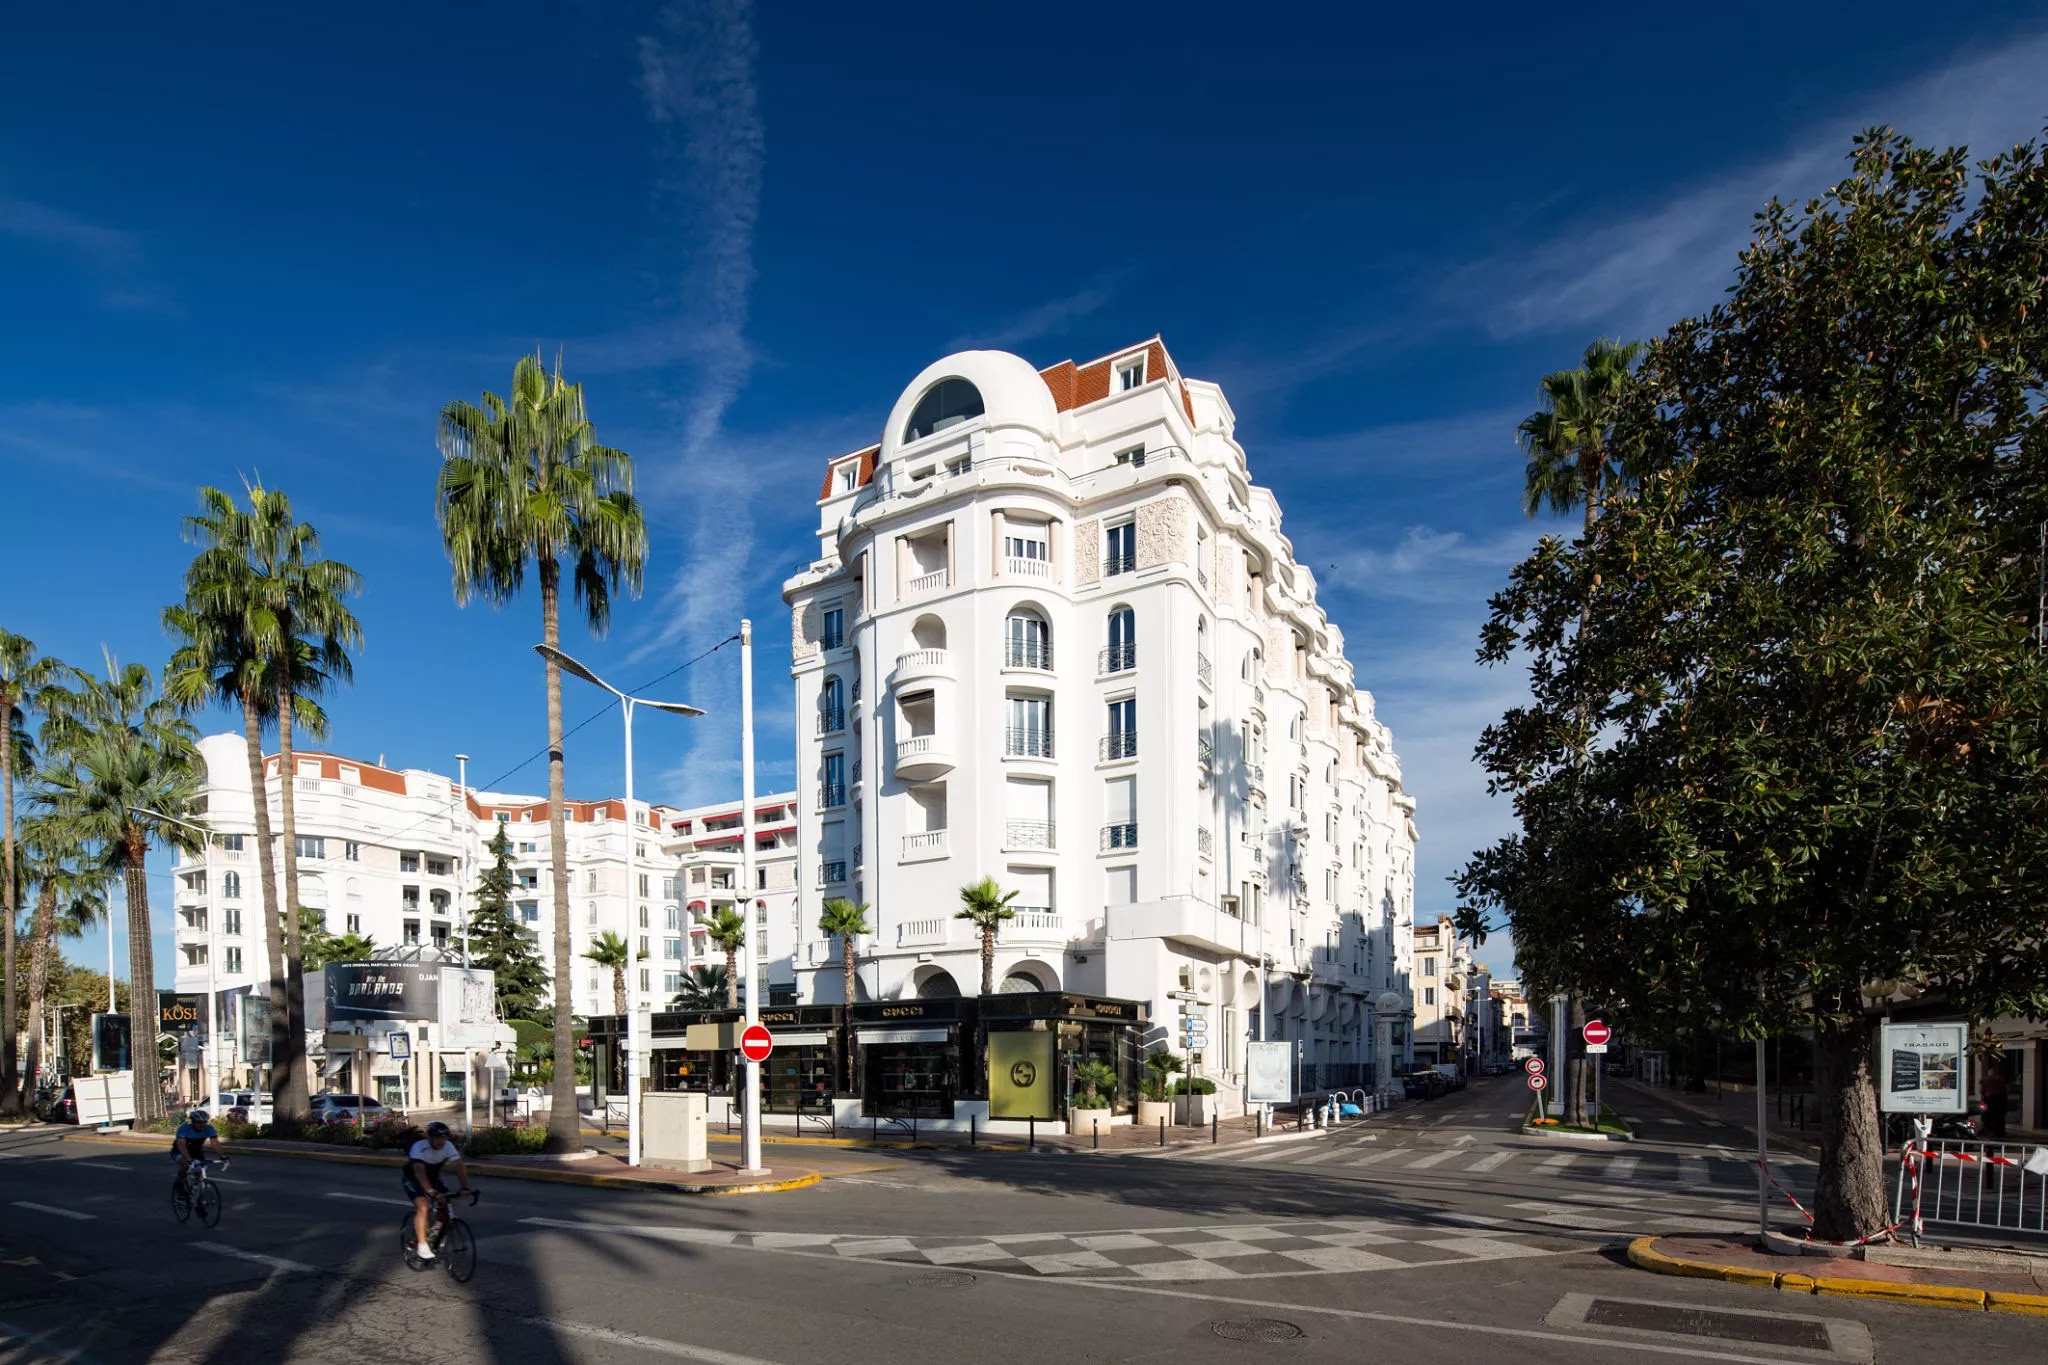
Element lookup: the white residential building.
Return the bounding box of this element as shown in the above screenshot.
[782,338,1418,1107]
[170,733,682,1053]
[1409,914,1476,1069]
[658,792,801,1006]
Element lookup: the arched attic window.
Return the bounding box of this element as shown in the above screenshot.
[904,378,985,442]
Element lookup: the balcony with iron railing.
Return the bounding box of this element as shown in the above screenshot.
[1198,826,1214,857]
[818,860,848,886]
[1098,642,1135,675]
[1104,550,1136,577]
[1100,822,1138,851]
[1003,819,1056,850]
[816,708,846,735]
[1099,730,1137,762]
[902,830,949,862]
[1197,653,1213,689]
[1005,726,1055,760]
[1003,638,1053,671]
[817,782,846,810]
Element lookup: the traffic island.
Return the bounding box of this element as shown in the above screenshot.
[1521,1102,1634,1141]
[1629,1233,2048,1315]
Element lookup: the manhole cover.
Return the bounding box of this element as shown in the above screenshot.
[1211,1319,1305,1343]
[1584,1300,1830,1350]
[908,1271,976,1289]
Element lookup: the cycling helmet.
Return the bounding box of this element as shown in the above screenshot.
[188,1109,210,1123]
[425,1121,451,1138]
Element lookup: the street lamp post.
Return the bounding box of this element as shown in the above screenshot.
[533,644,703,1169]
[136,807,220,1107]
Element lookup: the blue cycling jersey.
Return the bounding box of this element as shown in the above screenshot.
[173,1122,218,1159]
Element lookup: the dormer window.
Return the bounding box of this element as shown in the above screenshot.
[837,463,858,493]
[1116,356,1146,391]
[904,378,985,442]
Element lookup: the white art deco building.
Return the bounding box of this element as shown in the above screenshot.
[782,338,1418,1108]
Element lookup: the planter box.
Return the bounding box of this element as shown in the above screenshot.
[1175,1093,1215,1125]
[1136,1100,1172,1129]
[1070,1107,1113,1138]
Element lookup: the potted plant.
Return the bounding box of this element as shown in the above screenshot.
[1069,1060,1118,1137]
[1173,1075,1218,1125]
[1137,1050,1182,1129]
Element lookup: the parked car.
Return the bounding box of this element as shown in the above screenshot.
[308,1093,389,1123]
[210,1090,273,1125]
[38,1083,79,1123]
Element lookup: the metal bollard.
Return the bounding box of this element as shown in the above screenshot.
[1028,1115,1036,1150]
[1159,1115,1166,1147]
[1211,1114,1218,1145]
[1256,1110,1263,1140]
[971,1115,977,1147]
[1093,1118,1100,1151]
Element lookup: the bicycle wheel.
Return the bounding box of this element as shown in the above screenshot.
[197,1182,222,1228]
[171,1184,192,1223]
[398,1215,427,1271]
[439,1218,476,1283]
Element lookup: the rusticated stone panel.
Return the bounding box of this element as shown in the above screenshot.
[1074,518,1101,584]
[791,601,821,662]
[1135,495,1190,570]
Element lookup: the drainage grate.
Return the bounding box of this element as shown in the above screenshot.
[907,1271,976,1289]
[1211,1319,1306,1343]
[1584,1299,1831,1350]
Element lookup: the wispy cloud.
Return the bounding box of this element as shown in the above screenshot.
[1448,27,2048,338]
[947,277,1125,352]
[0,193,176,312]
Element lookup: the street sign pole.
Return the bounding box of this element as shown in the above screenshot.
[739,619,764,1176]
[1756,1035,1770,1238]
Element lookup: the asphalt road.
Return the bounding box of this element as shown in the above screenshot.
[1,1077,2037,1364]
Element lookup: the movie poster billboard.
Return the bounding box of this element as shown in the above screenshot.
[324,963,438,1023]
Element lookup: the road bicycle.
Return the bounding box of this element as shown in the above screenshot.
[400,1188,479,1283]
[171,1159,225,1227]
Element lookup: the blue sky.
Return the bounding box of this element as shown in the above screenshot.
[6,3,2047,986]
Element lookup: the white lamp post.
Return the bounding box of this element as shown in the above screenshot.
[136,808,220,1107]
[533,644,703,1168]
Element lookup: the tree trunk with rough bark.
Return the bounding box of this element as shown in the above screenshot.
[539,561,583,1153]
[1566,996,1591,1126]
[1812,1014,1890,1242]
[981,929,995,997]
[724,947,739,1009]
[20,882,57,1109]
[274,678,312,1124]
[123,828,163,1122]
[1,693,19,1117]
[842,937,856,1008]
[242,690,294,1122]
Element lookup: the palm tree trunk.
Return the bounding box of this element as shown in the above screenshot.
[613,967,625,1017]
[274,678,312,1123]
[725,948,739,1009]
[19,882,57,1111]
[1,693,19,1116]
[539,560,582,1153]
[842,936,855,1007]
[242,690,292,1119]
[981,928,994,997]
[123,827,163,1122]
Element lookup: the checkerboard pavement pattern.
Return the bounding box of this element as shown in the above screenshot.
[791,1218,1571,1281]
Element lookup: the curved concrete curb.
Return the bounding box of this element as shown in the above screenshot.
[1518,1124,1634,1142]
[1627,1236,2048,1315]
[61,1131,821,1197]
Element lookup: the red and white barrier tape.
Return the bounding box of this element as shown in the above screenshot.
[1902,1147,2025,1168]
[1757,1153,1904,1247]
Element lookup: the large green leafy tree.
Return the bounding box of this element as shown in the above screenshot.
[1,630,72,1115]
[1511,337,1646,1126]
[179,483,360,1125]
[1458,129,2048,1241]
[955,877,1018,997]
[42,654,204,1122]
[437,352,647,1153]
[464,825,548,1020]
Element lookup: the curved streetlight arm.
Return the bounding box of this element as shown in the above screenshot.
[531,644,704,716]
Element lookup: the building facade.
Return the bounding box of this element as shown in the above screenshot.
[781,339,1418,1110]
[659,792,801,1006]
[1408,914,1476,1069]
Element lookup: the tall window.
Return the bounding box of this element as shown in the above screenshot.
[1006,695,1052,758]
[1103,697,1137,760]
[1005,610,1051,669]
[821,606,845,651]
[1103,606,1135,673]
[221,871,241,899]
[819,675,845,733]
[822,752,846,806]
[1105,522,1136,576]
[225,947,243,974]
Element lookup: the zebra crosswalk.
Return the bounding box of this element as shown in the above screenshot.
[1162,1137,1808,1194]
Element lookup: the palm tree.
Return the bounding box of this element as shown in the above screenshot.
[816,897,870,1006]
[1,630,71,1116]
[179,483,360,1125]
[1516,335,1644,1127]
[670,964,728,1010]
[954,877,1019,997]
[42,654,203,1121]
[15,807,107,1105]
[437,352,647,1154]
[699,907,747,1009]
[582,930,632,1015]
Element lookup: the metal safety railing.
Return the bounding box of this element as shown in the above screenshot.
[1892,1135,2048,1245]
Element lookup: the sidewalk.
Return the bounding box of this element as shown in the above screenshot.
[62,1129,820,1196]
[1630,1233,2048,1315]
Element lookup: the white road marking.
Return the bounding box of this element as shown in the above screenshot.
[0,1317,96,1363]
[1233,1147,1296,1164]
[1344,1150,1402,1167]
[1452,1134,1476,1146]
[1534,1153,1579,1173]
[1289,1149,1345,1166]
[1602,1155,1640,1181]
[73,1161,132,1172]
[1466,1152,1514,1173]
[520,1316,790,1365]
[326,1191,416,1208]
[1404,1151,1458,1169]
[10,1202,92,1221]
[1678,1155,1710,1185]
[193,1243,317,1274]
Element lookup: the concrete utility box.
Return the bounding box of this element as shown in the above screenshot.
[643,1091,712,1171]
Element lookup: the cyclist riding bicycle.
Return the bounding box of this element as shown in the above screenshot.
[172,1108,223,1195]
[402,1121,473,1261]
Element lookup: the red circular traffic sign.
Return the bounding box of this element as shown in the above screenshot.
[1528,1073,1548,1091]
[1583,1020,1612,1047]
[739,1023,774,1063]
[1524,1056,1545,1075]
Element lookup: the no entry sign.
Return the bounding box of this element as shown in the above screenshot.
[739,1023,774,1063]
[1528,1072,1548,1091]
[1583,1020,1612,1047]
